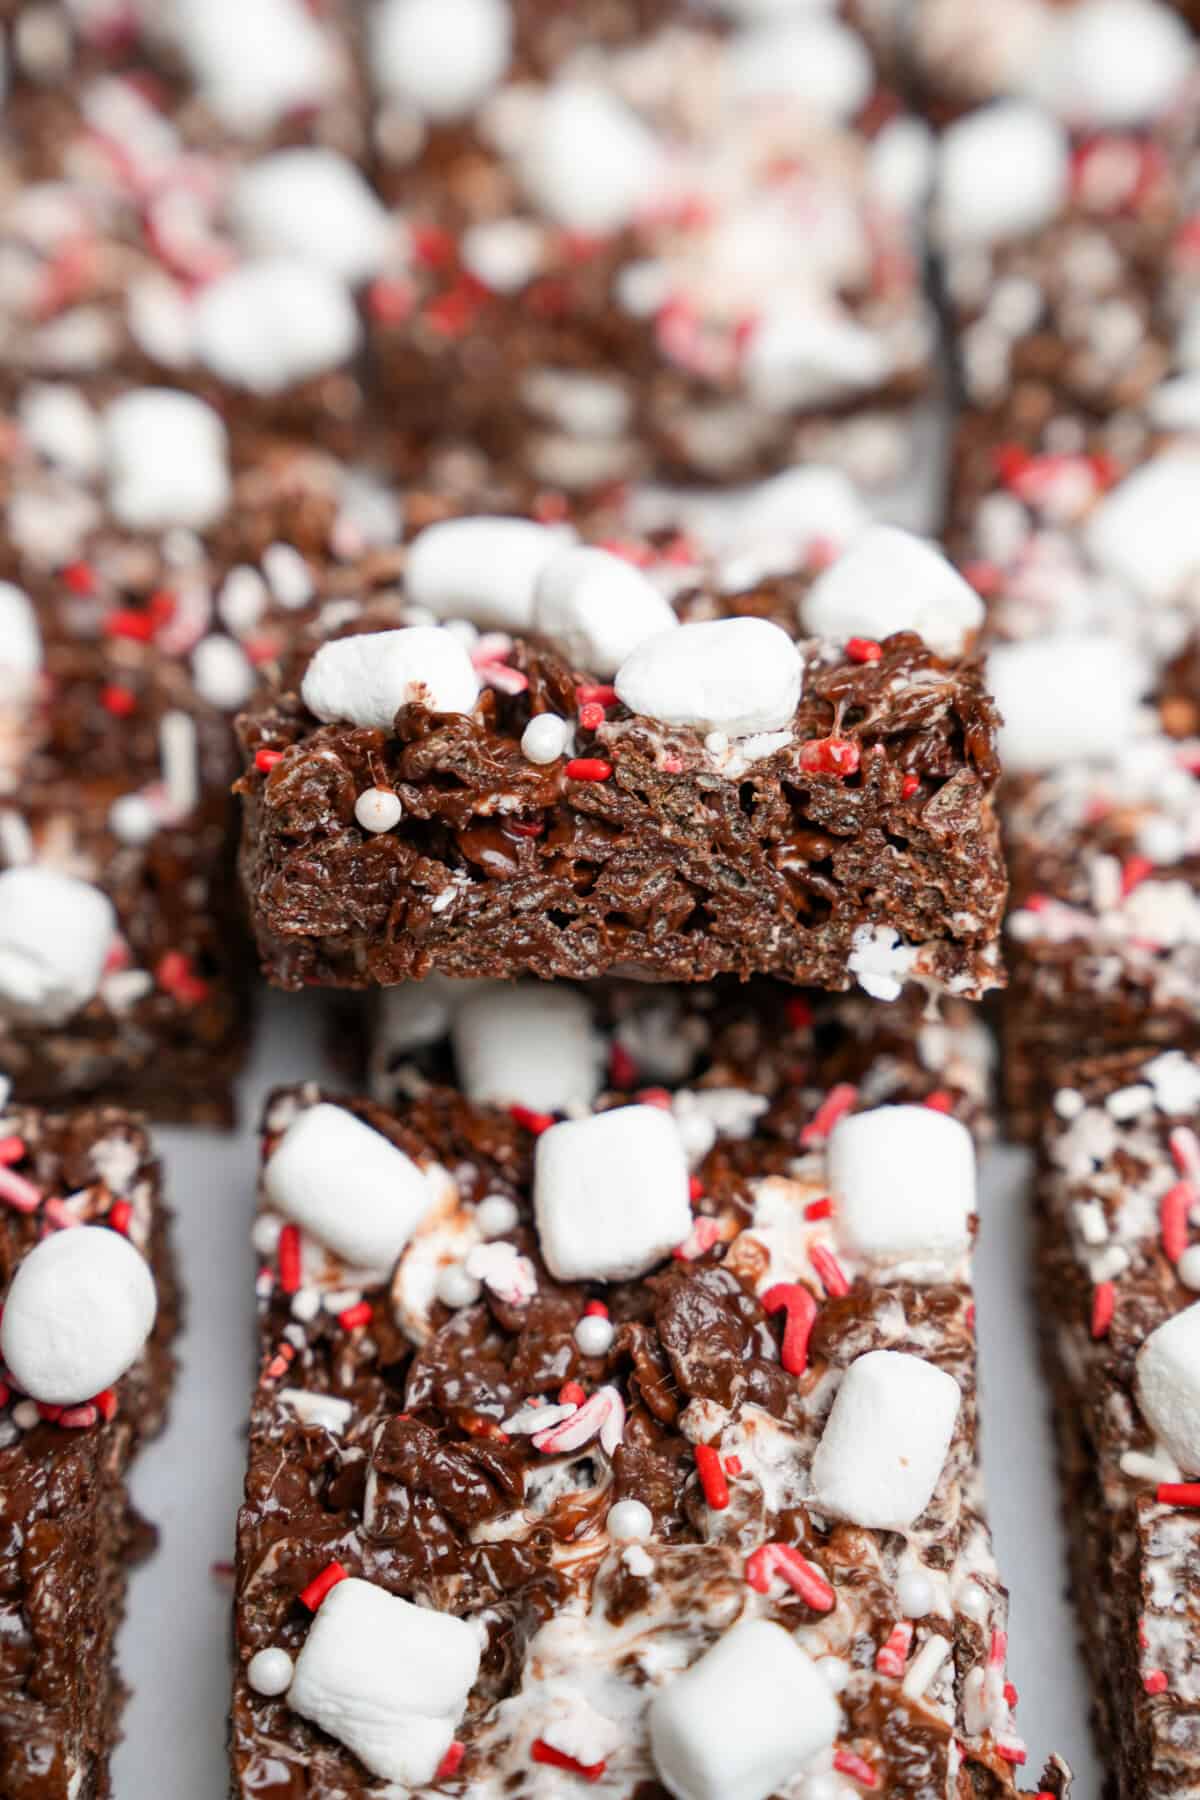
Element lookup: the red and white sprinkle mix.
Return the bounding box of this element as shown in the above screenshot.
[744,1542,835,1612]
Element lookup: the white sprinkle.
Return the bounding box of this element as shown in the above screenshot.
[896,1568,935,1619]
[574,1314,615,1357]
[901,1633,951,1699]
[1178,1246,1200,1292]
[355,788,403,833]
[252,1214,283,1256]
[109,793,158,846]
[12,1400,39,1430]
[279,1389,354,1434]
[1105,1084,1153,1121]
[262,542,314,608]
[291,1288,322,1323]
[521,713,570,765]
[193,634,256,710]
[606,1498,653,1541]
[247,1647,295,1697]
[1053,1088,1084,1121]
[1121,1447,1182,1483]
[435,1264,483,1309]
[160,710,199,820]
[475,1194,519,1238]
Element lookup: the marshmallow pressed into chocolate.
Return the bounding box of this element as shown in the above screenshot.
[451,984,602,1115]
[614,618,803,739]
[300,627,482,728]
[0,867,116,1025]
[0,1225,158,1406]
[534,1104,692,1281]
[811,1350,962,1530]
[829,1104,976,1269]
[264,1102,433,1272]
[802,525,984,658]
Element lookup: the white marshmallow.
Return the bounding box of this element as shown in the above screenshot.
[18,383,101,478]
[534,1105,692,1282]
[987,636,1145,772]
[103,389,232,532]
[0,582,42,697]
[288,1578,480,1786]
[0,867,115,1024]
[811,1350,960,1530]
[264,1103,433,1272]
[521,83,664,236]
[451,985,602,1114]
[1137,1303,1200,1472]
[802,525,983,658]
[534,546,677,677]
[727,16,872,121]
[1027,0,1192,129]
[173,0,337,134]
[615,618,802,739]
[229,149,391,285]
[407,517,566,632]
[744,310,892,413]
[192,259,361,394]
[1083,452,1200,602]
[0,1226,157,1406]
[648,1620,839,1800]
[301,627,481,728]
[935,102,1070,247]
[371,0,511,119]
[373,974,466,1060]
[829,1105,975,1270]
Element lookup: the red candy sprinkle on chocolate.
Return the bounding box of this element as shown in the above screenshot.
[298,1560,348,1612]
[694,1443,729,1510]
[761,1282,818,1375]
[564,758,613,782]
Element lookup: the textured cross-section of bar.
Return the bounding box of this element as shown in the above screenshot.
[1035,1045,1200,1797]
[0,1104,177,1800]
[231,981,1070,1796]
[235,518,1007,1000]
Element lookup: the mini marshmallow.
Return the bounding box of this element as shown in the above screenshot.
[229,149,391,285]
[1137,1302,1200,1472]
[1027,0,1192,129]
[173,0,336,134]
[407,517,567,632]
[0,867,115,1024]
[0,1226,157,1406]
[648,1620,839,1800]
[192,259,361,394]
[371,0,511,118]
[451,984,602,1114]
[615,618,802,739]
[301,627,481,728]
[264,1103,433,1272]
[987,636,1146,772]
[534,1105,692,1282]
[744,310,892,413]
[802,525,983,658]
[810,1350,961,1530]
[0,582,42,697]
[828,1105,975,1270]
[728,16,872,120]
[288,1578,480,1787]
[1083,452,1200,602]
[103,389,232,532]
[935,101,1069,248]
[534,546,677,677]
[521,83,664,236]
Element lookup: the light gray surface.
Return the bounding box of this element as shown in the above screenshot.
[112,994,1102,1795]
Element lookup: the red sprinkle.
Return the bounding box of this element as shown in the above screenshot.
[435,1742,466,1781]
[531,1741,606,1782]
[101,684,137,717]
[1091,1282,1115,1339]
[93,1387,119,1422]
[609,1043,638,1089]
[564,758,613,782]
[804,1196,834,1222]
[762,1282,819,1376]
[901,772,920,798]
[846,637,882,664]
[108,1199,133,1235]
[576,684,618,709]
[37,1403,64,1422]
[104,607,156,642]
[0,1167,42,1213]
[688,1175,704,1202]
[723,1454,742,1476]
[833,1749,879,1787]
[924,1089,954,1114]
[155,950,210,1006]
[785,996,813,1030]
[635,1087,672,1110]
[510,1104,555,1136]
[577,702,606,731]
[61,559,95,596]
[299,1561,348,1612]
[338,1300,373,1332]
[875,1621,914,1677]
[694,1443,729,1510]
[278,1223,302,1295]
[255,748,284,773]
[744,1542,835,1612]
[0,1136,26,1166]
[810,1244,850,1298]
[1144,1669,1169,1695]
[507,819,544,838]
[801,1083,858,1147]
[559,1380,587,1407]
[1157,1483,1200,1507]
[1121,855,1154,897]
[799,735,861,778]
[583,1300,609,1318]
[1161,1180,1194,1264]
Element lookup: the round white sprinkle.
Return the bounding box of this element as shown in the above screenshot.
[575,1314,616,1357]
[521,713,570,765]
[606,1498,653,1541]
[247,1647,294,1697]
[959,1581,990,1622]
[354,787,403,833]
[896,1568,935,1619]
[436,1264,483,1309]
[1178,1246,1200,1292]
[291,1287,321,1324]
[251,1214,283,1256]
[109,793,158,846]
[12,1400,39,1430]
[476,1194,519,1238]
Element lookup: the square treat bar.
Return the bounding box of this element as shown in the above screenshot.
[1035,1044,1200,1798]
[365,3,933,491]
[0,580,247,1123]
[232,980,1071,1796]
[236,511,1006,999]
[0,1101,177,1800]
